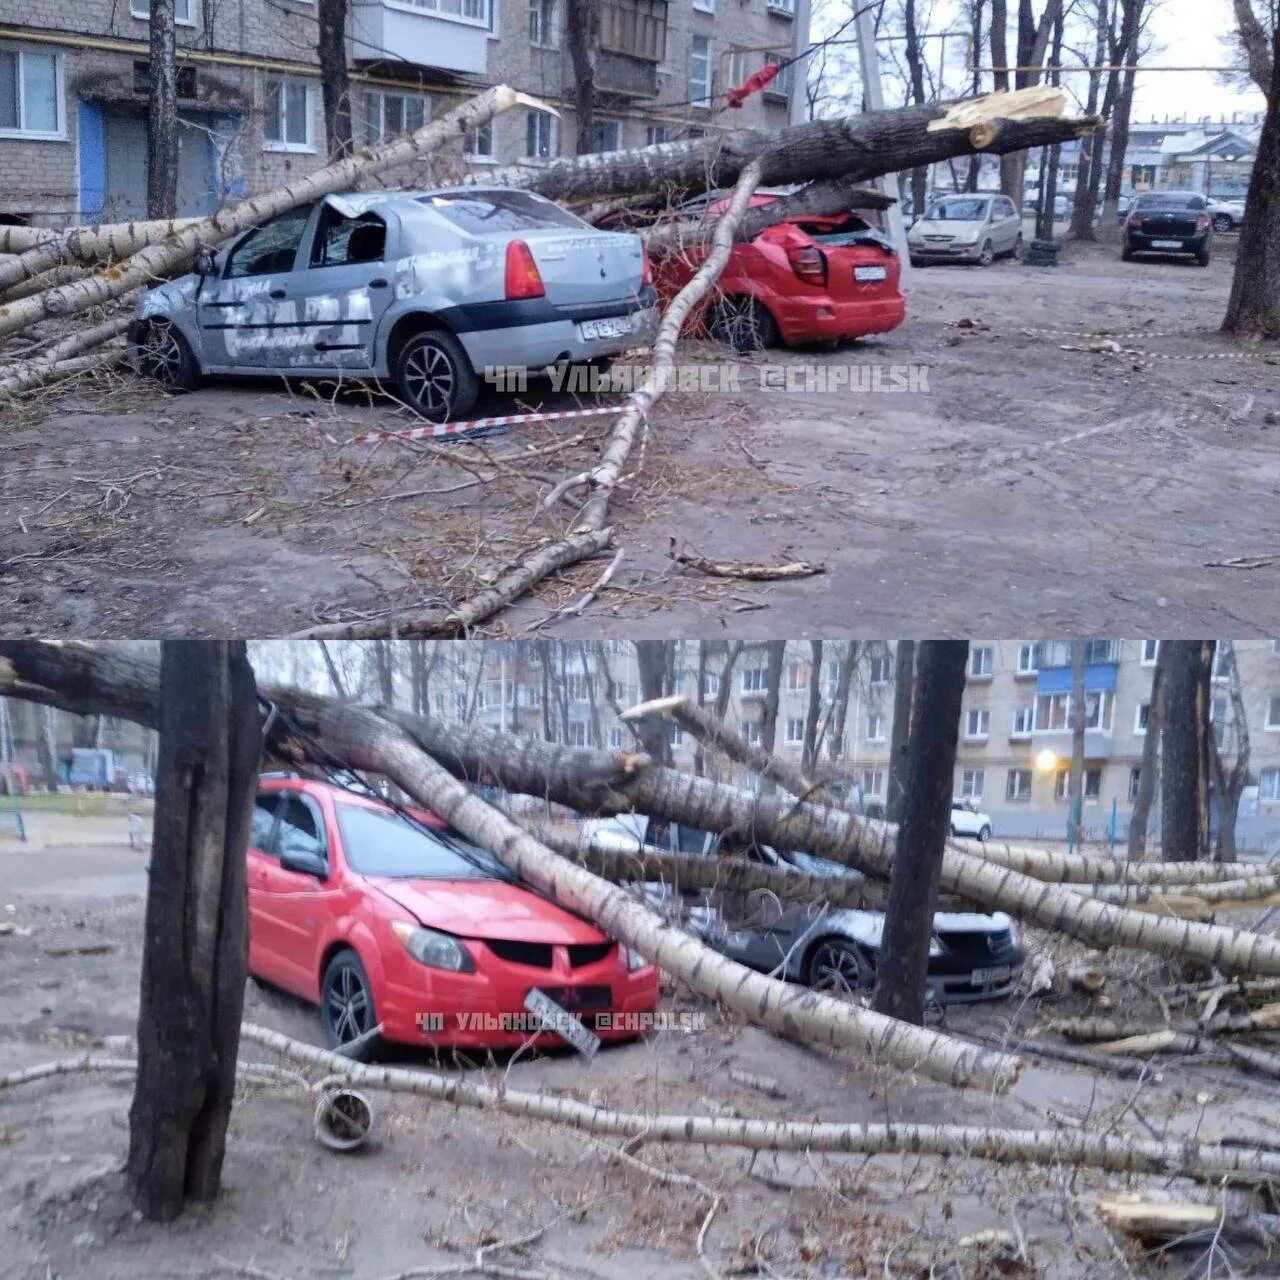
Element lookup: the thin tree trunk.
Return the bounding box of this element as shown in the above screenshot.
[634,642,674,768]
[1068,640,1086,847]
[1161,641,1210,863]
[1067,0,1107,239]
[1128,655,1163,855]
[885,641,915,823]
[125,642,259,1220]
[317,0,353,159]
[147,0,179,220]
[35,706,60,792]
[1208,641,1251,861]
[903,0,930,217]
[873,642,968,1025]
[1099,0,1143,235]
[318,641,347,697]
[757,642,787,793]
[801,640,824,777]
[966,0,986,190]
[565,0,596,155]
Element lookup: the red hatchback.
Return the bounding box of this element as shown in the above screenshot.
[654,194,906,350]
[247,776,658,1057]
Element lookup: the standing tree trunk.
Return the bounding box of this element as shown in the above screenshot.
[1067,0,1107,239]
[1222,20,1280,338]
[36,705,60,792]
[1128,654,1163,855]
[565,0,597,155]
[1068,640,1086,847]
[634,642,674,768]
[318,640,347,697]
[885,641,915,823]
[318,0,354,158]
[828,642,859,761]
[1160,641,1211,863]
[903,0,930,216]
[966,0,986,190]
[873,641,969,1025]
[801,640,825,777]
[1036,6,1064,240]
[1208,641,1251,862]
[1098,0,1143,237]
[147,0,179,220]
[757,642,787,792]
[126,642,259,1221]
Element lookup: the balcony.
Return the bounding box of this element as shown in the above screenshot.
[352,0,490,76]
[595,50,660,97]
[1033,731,1114,759]
[598,0,667,64]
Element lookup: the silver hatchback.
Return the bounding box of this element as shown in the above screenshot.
[129,187,659,420]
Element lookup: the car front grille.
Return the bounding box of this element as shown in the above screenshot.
[533,985,613,1011]
[485,940,616,968]
[940,929,1013,956]
[568,942,614,967]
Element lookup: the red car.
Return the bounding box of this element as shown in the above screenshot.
[653,193,906,350]
[247,775,658,1057]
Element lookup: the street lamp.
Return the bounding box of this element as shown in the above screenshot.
[1034,749,1058,773]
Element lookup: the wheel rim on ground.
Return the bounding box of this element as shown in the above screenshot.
[325,963,372,1044]
[137,322,183,385]
[979,241,994,266]
[809,941,873,993]
[403,342,456,418]
[1213,215,1230,231]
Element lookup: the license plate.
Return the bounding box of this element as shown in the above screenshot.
[854,265,888,282]
[524,988,601,1056]
[1151,239,1183,249]
[579,317,628,341]
[970,966,1012,987]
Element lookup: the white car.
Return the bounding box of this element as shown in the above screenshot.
[1207,198,1245,232]
[907,193,1023,267]
[950,799,992,841]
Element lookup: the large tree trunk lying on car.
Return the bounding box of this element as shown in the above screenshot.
[486,87,1099,204]
[7,642,1280,980]
[0,86,524,343]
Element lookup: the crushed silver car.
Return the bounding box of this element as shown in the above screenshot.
[128,187,659,421]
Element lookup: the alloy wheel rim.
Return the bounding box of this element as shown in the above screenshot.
[327,965,371,1043]
[139,323,182,383]
[404,343,455,416]
[811,943,872,993]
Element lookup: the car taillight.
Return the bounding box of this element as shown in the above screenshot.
[1127,214,1142,228]
[1196,214,1211,231]
[505,239,545,300]
[641,247,653,286]
[786,244,827,286]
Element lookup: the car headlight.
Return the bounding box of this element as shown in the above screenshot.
[928,934,944,957]
[390,921,475,972]
[622,945,652,972]
[1006,922,1022,949]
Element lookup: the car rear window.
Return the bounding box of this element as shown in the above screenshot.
[1135,194,1204,211]
[422,190,587,234]
[336,802,511,880]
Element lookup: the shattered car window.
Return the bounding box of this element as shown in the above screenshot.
[423,190,587,234]
[225,205,313,278]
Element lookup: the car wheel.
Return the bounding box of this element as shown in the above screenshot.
[1212,214,1232,232]
[134,318,201,393]
[1121,243,1135,262]
[806,938,876,994]
[977,239,994,267]
[395,329,479,423]
[708,295,779,353]
[978,824,991,842]
[1196,246,1211,267]
[321,949,383,1061]
[1011,233,1024,261]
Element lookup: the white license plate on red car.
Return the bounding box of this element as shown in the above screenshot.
[1151,238,1183,249]
[970,966,1012,987]
[524,988,601,1056]
[854,265,888,282]
[579,317,628,341]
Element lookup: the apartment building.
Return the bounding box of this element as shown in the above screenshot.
[0,0,803,226]
[0,697,157,787]
[418,638,1280,851]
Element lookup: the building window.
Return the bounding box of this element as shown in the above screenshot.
[969,647,993,678]
[1267,696,1280,731]
[1006,769,1032,802]
[363,90,428,145]
[1261,768,1280,802]
[528,0,556,44]
[1011,706,1033,738]
[699,672,720,698]
[960,769,984,799]
[589,118,621,152]
[1016,643,1041,676]
[1083,639,1116,664]
[1134,702,1149,735]
[1141,640,1159,666]
[743,721,761,746]
[566,673,590,701]
[861,769,884,797]
[524,682,541,708]
[785,717,804,744]
[0,49,62,138]
[689,35,712,107]
[1034,690,1114,733]
[397,0,489,20]
[466,120,495,161]
[645,124,669,145]
[1055,768,1102,801]
[1128,766,1142,801]
[741,667,767,694]
[567,721,588,747]
[785,661,809,692]
[669,726,683,748]
[608,726,624,750]
[767,0,795,13]
[964,708,990,740]
[131,0,197,24]
[693,0,714,11]
[525,109,558,159]
[264,77,314,152]
[866,713,885,742]
[868,652,891,685]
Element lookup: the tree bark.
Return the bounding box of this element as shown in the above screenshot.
[873,641,968,1025]
[35,706,59,792]
[801,640,825,777]
[125,642,259,1220]
[565,0,596,156]
[1068,640,1086,847]
[147,0,179,220]
[757,641,787,793]
[1232,0,1274,95]
[1098,0,1143,236]
[1127,654,1163,855]
[1067,0,1107,240]
[1222,20,1280,339]
[885,641,915,824]
[903,0,930,218]
[317,0,354,159]
[633,641,674,768]
[1161,641,1211,863]
[1208,641,1251,862]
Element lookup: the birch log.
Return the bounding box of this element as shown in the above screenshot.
[0,86,524,342]
[0,316,132,397]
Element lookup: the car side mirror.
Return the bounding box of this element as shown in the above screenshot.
[280,847,327,878]
[194,247,217,277]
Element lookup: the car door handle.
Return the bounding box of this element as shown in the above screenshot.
[269,288,287,300]
[368,278,388,289]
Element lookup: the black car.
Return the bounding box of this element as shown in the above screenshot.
[1122,191,1213,266]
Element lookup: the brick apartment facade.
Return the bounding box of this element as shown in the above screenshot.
[0,0,804,226]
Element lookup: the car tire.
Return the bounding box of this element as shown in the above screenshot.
[134,318,201,393]
[1121,243,1135,262]
[1011,233,1024,261]
[1212,214,1232,232]
[1196,245,1211,268]
[395,329,479,423]
[320,949,383,1062]
[805,938,876,994]
[978,824,991,842]
[977,239,994,267]
[708,295,779,353]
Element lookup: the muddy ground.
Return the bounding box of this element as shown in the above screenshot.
[2,237,1277,639]
[5,822,1280,1278]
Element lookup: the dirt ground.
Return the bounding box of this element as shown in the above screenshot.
[6,824,1280,1279]
[2,237,1277,639]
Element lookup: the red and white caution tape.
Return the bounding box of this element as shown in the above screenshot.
[348,404,624,446]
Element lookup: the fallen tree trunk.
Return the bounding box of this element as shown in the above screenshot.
[956,839,1276,886]
[0,317,132,397]
[487,87,1099,204]
[8,642,1280,980]
[0,343,128,399]
[0,263,88,305]
[0,86,524,343]
[1091,1194,1280,1248]
[1086,872,1280,906]
[1052,1003,1280,1042]
[0,226,63,253]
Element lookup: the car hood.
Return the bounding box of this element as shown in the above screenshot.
[369,877,605,944]
[136,273,201,318]
[909,218,984,239]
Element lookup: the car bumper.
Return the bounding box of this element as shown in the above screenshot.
[375,952,661,1049]
[771,292,906,345]
[1125,231,1209,254]
[924,944,1025,1004]
[909,243,983,263]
